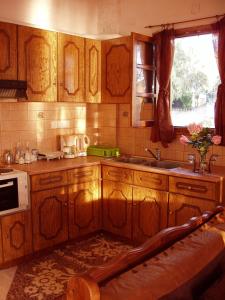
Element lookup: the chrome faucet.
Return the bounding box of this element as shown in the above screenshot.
[145,148,161,160]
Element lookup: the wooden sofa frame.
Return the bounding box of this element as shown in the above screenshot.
[65,206,224,300]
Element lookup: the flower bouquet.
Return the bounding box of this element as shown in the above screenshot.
[180,123,221,173]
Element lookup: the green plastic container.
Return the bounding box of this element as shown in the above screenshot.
[87,145,120,157]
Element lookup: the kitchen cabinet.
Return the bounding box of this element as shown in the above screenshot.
[58,33,84,102]
[168,176,220,226]
[101,36,132,104]
[1,211,32,262]
[0,21,17,80]
[18,25,57,102]
[103,179,133,239]
[132,186,168,243]
[85,39,101,103]
[102,165,167,242]
[68,180,101,239]
[68,166,101,239]
[168,193,216,227]
[32,187,68,251]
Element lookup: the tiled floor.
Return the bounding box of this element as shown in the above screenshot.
[0,267,17,300]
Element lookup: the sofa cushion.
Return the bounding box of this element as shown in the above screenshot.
[100,216,225,300]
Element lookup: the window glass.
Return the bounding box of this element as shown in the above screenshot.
[171,34,220,128]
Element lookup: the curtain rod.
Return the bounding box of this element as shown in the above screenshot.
[145,13,225,29]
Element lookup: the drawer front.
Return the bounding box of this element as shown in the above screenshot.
[134,170,168,191]
[169,176,217,200]
[31,171,67,191]
[102,166,133,184]
[67,166,99,185]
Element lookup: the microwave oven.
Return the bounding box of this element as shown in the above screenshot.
[0,169,29,215]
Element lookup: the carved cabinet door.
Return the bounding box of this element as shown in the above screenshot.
[103,180,132,239]
[1,211,32,263]
[132,187,168,244]
[85,39,101,103]
[0,21,17,80]
[68,180,101,239]
[18,25,57,102]
[58,33,84,102]
[32,187,68,251]
[168,193,216,227]
[101,36,132,104]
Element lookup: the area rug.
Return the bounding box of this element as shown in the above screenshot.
[7,233,132,300]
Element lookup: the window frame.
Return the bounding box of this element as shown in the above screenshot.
[172,23,216,135]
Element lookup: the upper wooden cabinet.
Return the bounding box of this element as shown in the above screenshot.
[58,33,84,102]
[0,22,17,80]
[101,36,132,104]
[85,39,101,103]
[18,25,57,102]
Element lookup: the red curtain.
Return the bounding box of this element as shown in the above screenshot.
[151,29,175,147]
[214,16,225,145]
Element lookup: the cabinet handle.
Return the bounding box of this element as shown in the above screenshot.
[64,202,68,207]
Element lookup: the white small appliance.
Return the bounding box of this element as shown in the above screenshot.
[60,134,90,158]
[0,168,29,215]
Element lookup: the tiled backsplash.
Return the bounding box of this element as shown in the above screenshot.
[86,103,225,167]
[0,102,86,159]
[1,101,225,166]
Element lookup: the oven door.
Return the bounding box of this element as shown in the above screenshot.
[0,178,19,211]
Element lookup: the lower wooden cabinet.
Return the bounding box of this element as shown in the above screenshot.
[1,211,32,262]
[168,193,216,227]
[68,180,101,239]
[132,187,168,243]
[32,187,68,251]
[103,180,132,239]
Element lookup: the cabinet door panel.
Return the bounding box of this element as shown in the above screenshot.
[32,187,68,251]
[133,187,168,243]
[102,36,132,104]
[0,22,17,79]
[103,180,132,239]
[68,180,101,239]
[18,26,57,102]
[1,211,32,262]
[58,33,84,102]
[85,39,101,103]
[168,193,216,227]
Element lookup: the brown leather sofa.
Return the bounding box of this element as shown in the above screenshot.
[65,206,225,300]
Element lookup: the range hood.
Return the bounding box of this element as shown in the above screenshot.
[0,80,28,100]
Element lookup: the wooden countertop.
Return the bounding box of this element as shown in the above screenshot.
[5,155,225,183]
[9,156,103,175]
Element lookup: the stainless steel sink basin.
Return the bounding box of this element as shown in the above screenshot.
[112,157,180,169]
[143,160,180,169]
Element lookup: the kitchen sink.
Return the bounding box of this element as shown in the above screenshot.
[112,156,180,169]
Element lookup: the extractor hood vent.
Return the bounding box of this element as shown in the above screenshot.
[0,80,28,100]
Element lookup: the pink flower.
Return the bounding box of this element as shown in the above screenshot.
[212,135,222,145]
[187,123,203,135]
[180,135,190,145]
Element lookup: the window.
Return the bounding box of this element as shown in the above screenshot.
[171,34,220,128]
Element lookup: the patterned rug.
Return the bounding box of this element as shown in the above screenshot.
[7,233,132,300]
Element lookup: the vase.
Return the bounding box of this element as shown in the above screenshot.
[198,151,207,174]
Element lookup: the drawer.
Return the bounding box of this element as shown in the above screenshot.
[67,166,99,185]
[31,171,67,191]
[134,170,168,191]
[102,166,133,184]
[169,176,218,200]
